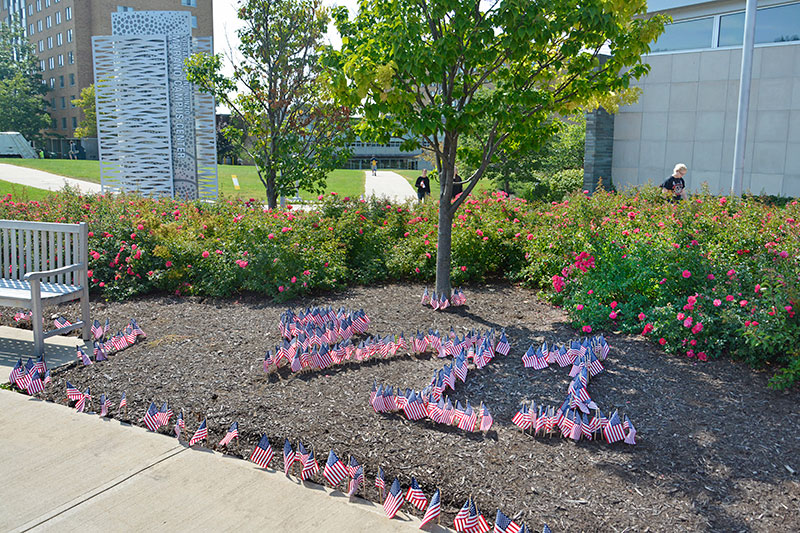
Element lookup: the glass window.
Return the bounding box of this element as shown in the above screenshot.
[652,17,715,53]
[38,39,43,51]
[72,117,77,128]
[45,0,50,7]
[57,54,63,66]
[59,75,63,87]
[36,0,41,12]
[67,51,73,64]
[28,5,32,16]
[47,35,52,48]
[191,15,197,29]
[37,19,41,31]
[28,23,33,35]
[39,59,45,71]
[49,76,55,87]
[66,28,72,42]
[57,32,62,46]
[719,3,800,47]
[48,56,53,69]
[65,6,70,20]
[61,117,67,129]
[117,6,134,12]
[70,95,75,107]
[69,73,74,85]
[45,15,50,28]
[55,11,60,24]
[60,96,65,108]
[50,97,55,109]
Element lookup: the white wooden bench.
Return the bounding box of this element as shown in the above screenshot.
[0,220,91,356]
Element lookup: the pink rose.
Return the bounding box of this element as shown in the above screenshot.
[682,270,692,278]
[202,251,210,258]
[582,325,592,333]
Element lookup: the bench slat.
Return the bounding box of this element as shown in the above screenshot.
[65,231,72,285]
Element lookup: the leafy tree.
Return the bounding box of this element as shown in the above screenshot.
[329,0,666,297]
[0,16,50,143]
[72,85,96,138]
[185,0,352,208]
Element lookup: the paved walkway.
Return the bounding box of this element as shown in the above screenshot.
[364,170,417,203]
[0,162,102,194]
[0,388,448,532]
[0,326,88,379]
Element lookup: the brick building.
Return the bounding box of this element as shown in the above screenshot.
[1,0,213,155]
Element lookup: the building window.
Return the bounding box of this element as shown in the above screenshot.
[28,23,33,35]
[59,74,64,87]
[117,6,134,12]
[191,15,197,29]
[652,17,714,53]
[57,54,63,67]
[27,4,32,16]
[39,59,45,71]
[45,0,50,7]
[55,11,60,24]
[719,3,800,47]
[61,117,67,129]
[65,6,70,20]
[37,19,41,31]
[45,15,50,28]
[49,76,55,87]
[66,28,72,42]
[38,39,43,51]
[67,51,73,64]
[36,0,41,12]
[56,32,62,46]
[50,97,55,109]
[47,56,53,69]
[60,96,65,108]
[70,95,75,107]
[72,117,77,128]
[181,0,197,6]
[69,73,74,85]
[46,35,52,48]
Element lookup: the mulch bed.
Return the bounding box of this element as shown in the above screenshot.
[7,282,799,532]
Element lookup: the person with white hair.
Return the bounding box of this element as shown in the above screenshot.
[662,163,688,202]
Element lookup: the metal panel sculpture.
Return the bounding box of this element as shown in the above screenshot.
[93,11,217,200]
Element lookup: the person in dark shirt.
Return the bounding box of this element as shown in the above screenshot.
[452,171,463,197]
[414,169,431,201]
[662,163,688,202]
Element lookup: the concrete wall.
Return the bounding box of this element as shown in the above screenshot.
[612,43,800,196]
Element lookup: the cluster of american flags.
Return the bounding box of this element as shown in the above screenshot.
[8,356,50,395]
[13,310,35,323]
[266,307,372,373]
[65,381,126,415]
[370,329,509,431]
[454,498,551,533]
[420,287,467,310]
[522,336,609,371]
[514,336,636,445]
[76,318,146,365]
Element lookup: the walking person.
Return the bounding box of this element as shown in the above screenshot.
[415,169,431,201]
[662,163,688,202]
[371,158,377,176]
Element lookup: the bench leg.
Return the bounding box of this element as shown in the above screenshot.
[81,283,91,341]
[30,279,45,357]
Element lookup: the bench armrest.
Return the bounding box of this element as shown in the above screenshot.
[23,263,86,281]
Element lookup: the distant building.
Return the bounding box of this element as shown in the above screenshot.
[605,0,800,197]
[0,0,212,155]
[345,137,432,170]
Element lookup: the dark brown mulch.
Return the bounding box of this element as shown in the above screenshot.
[8,282,799,532]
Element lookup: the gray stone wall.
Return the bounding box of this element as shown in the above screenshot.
[584,106,615,193]
[612,43,800,197]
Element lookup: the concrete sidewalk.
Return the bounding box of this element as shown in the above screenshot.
[0,162,102,195]
[364,170,417,204]
[0,389,448,532]
[0,325,88,380]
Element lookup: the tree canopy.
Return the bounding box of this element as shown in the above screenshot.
[329,0,667,296]
[0,16,50,143]
[72,85,96,138]
[185,0,351,208]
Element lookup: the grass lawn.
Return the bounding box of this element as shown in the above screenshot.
[393,168,495,196]
[0,159,365,201]
[0,179,55,202]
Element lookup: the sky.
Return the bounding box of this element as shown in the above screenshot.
[212,0,360,78]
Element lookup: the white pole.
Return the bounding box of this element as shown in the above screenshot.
[731,0,758,196]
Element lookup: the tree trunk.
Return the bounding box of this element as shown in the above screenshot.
[266,166,278,209]
[435,202,453,300]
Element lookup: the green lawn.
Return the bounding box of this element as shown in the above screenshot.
[0,179,55,202]
[393,169,495,195]
[0,159,366,201]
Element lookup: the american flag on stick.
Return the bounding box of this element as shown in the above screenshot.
[323,450,349,487]
[118,392,127,412]
[512,403,532,431]
[99,394,112,417]
[494,509,522,533]
[283,438,296,475]
[174,410,186,439]
[375,465,386,497]
[54,316,71,329]
[26,370,44,395]
[453,498,472,531]
[300,447,320,481]
[383,478,404,519]
[66,381,82,401]
[9,359,23,385]
[405,477,427,511]
[143,402,159,431]
[419,488,440,529]
[91,319,104,340]
[189,419,208,446]
[75,388,91,413]
[34,355,47,375]
[157,402,173,428]
[249,434,274,468]
[219,421,239,447]
[603,411,626,443]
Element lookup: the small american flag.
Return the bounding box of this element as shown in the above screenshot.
[494,509,522,533]
[300,447,319,481]
[375,466,385,491]
[143,402,159,431]
[347,463,364,497]
[94,341,107,362]
[421,287,430,305]
[453,498,471,531]
[66,381,82,401]
[219,421,239,447]
[419,488,441,528]
[26,370,44,395]
[495,331,511,355]
[543,524,552,533]
[118,392,127,411]
[283,438,295,475]
[43,370,51,386]
[623,415,637,445]
[250,434,274,468]
[479,403,494,432]
[512,403,532,431]
[383,478,404,519]
[458,403,477,432]
[157,402,173,428]
[123,327,136,345]
[472,501,491,533]
[34,356,47,375]
[77,347,92,366]
[405,477,427,511]
[15,369,32,391]
[130,319,145,338]
[91,319,104,340]
[54,316,72,329]
[75,388,91,413]
[174,410,185,438]
[603,411,626,443]
[323,450,349,487]
[9,359,23,385]
[189,419,208,446]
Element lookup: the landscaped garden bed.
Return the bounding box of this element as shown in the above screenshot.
[9,281,798,532]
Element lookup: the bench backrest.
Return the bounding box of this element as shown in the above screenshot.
[0,220,88,286]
